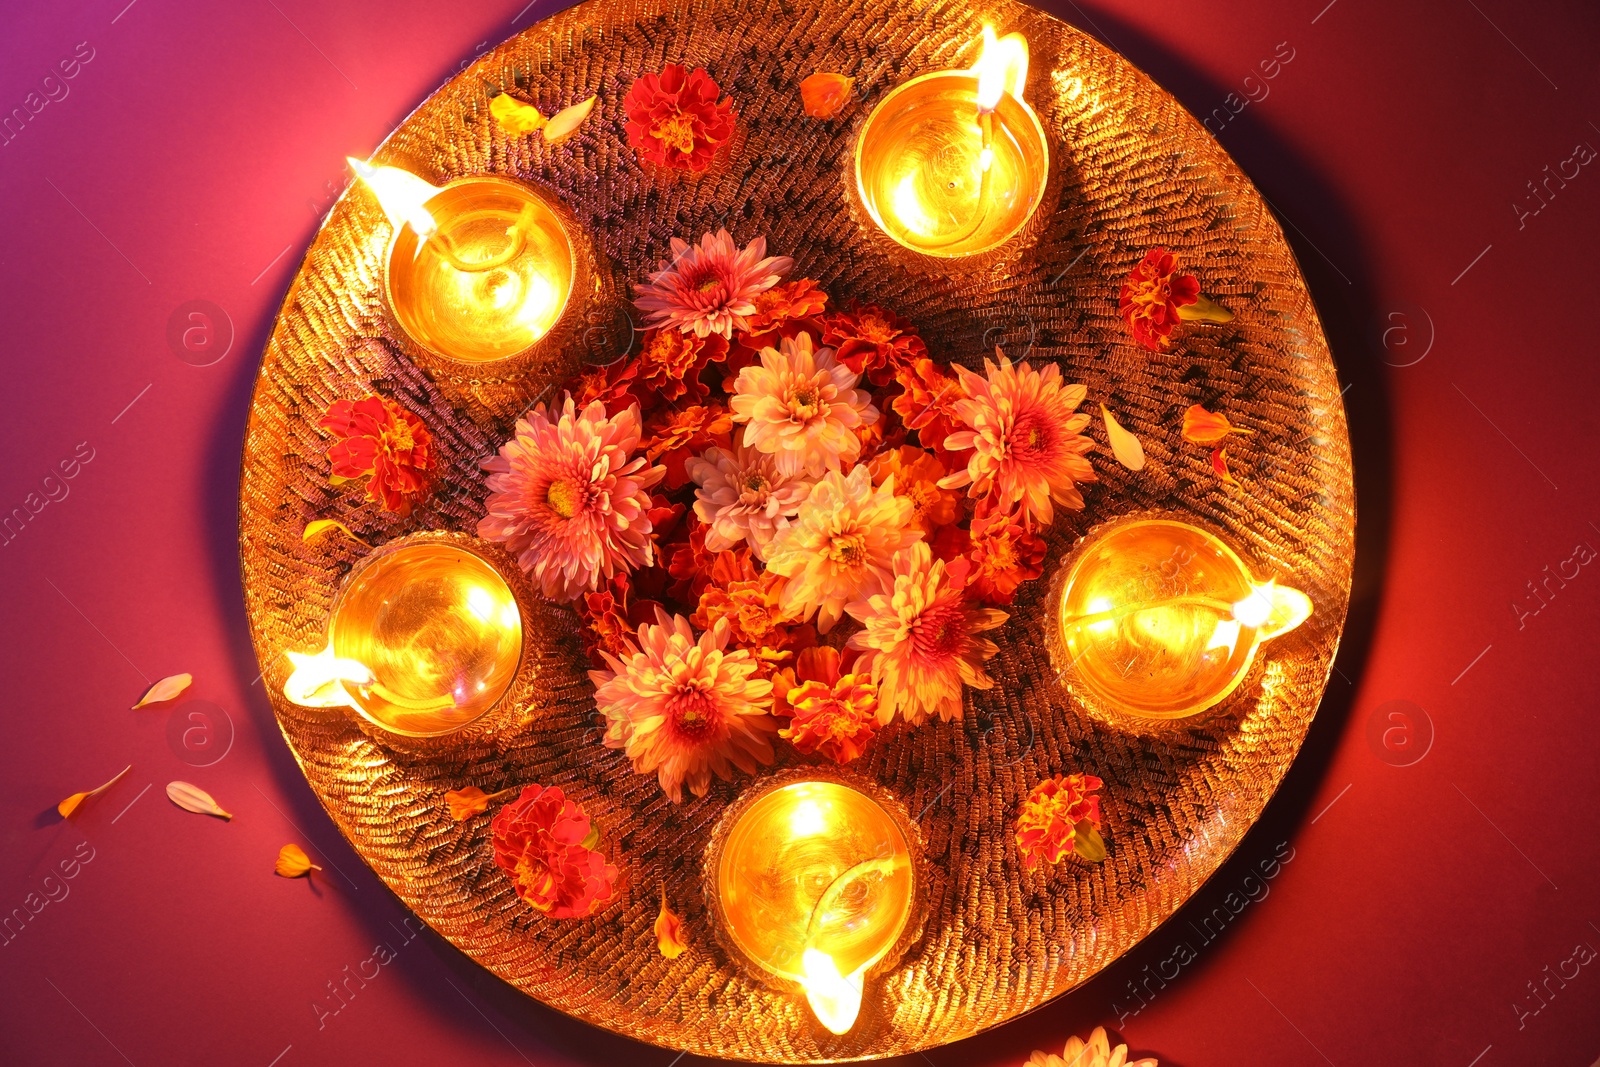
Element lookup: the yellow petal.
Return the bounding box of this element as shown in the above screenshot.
[543,95,597,143]
[302,519,368,546]
[166,780,232,820]
[655,888,688,959]
[132,672,192,709]
[275,843,322,878]
[1100,404,1145,471]
[490,92,546,134]
[58,765,131,818]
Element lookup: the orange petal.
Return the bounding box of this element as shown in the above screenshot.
[274,843,322,878]
[57,765,131,818]
[445,786,491,821]
[800,72,854,119]
[1100,404,1146,471]
[1182,403,1253,445]
[1211,446,1239,485]
[656,888,688,959]
[132,672,192,709]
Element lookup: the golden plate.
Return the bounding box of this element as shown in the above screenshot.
[239,0,1354,1059]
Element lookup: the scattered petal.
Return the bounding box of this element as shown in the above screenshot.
[58,765,131,818]
[800,72,854,118]
[132,673,192,709]
[1181,403,1252,445]
[275,843,322,878]
[656,887,688,959]
[445,785,517,821]
[166,780,232,820]
[543,95,597,143]
[1099,404,1145,471]
[1211,446,1239,485]
[302,519,369,546]
[489,92,546,134]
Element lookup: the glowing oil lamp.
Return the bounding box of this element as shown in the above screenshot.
[283,536,523,737]
[855,26,1049,257]
[1052,516,1313,721]
[711,779,916,1035]
[348,158,577,364]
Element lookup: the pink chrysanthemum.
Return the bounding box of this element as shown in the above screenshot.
[685,443,813,560]
[845,541,1008,725]
[729,332,878,479]
[941,354,1096,525]
[634,230,793,339]
[590,608,777,803]
[764,465,920,633]
[478,396,666,602]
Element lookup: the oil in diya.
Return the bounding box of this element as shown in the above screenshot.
[855,26,1049,258]
[283,537,523,737]
[1053,517,1313,721]
[348,159,576,364]
[714,780,915,1035]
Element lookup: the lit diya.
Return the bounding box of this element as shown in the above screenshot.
[283,535,523,737]
[1053,516,1313,720]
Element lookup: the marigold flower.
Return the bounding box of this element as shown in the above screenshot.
[319,394,434,512]
[623,63,736,173]
[1014,773,1104,868]
[578,572,637,667]
[845,541,1008,724]
[1181,403,1253,445]
[743,278,829,340]
[690,560,800,652]
[729,332,878,479]
[635,327,729,403]
[942,354,1096,525]
[964,505,1047,605]
[590,609,777,803]
[822,302,929,387]
[868,445,961,537]
[775,647,880,763]
[641,403,734,489]
[891,358,966,461]
[1118,247,1200,351]
[635,230,792,340]
[490,784,619,919]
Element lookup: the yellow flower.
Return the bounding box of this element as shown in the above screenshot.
[1026,1027,1157,1067]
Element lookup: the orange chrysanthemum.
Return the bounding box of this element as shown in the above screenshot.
[868,445,961,537]
[1015,773,1104,868]
[1118,247,1200,351]
[775,647,880,763]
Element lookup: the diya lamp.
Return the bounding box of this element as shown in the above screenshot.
[1052,516,1313,721]
[855,26,1049,257]
[710,779,917,1035]
[347,158,578,365]
[283,535,524,738]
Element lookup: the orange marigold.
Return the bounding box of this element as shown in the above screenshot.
[691,560,800,652]
[319,394,434,512]
[623,64,736,173]
[868,445,961,536]
[1015,773,1104,868]
[823,302,928,386]
[964,505,1047,605]
[641,403,734,489]
[1118,247,1199,351]
[775,647,880,764]
[636,328,729,403]
[891,358,966,461]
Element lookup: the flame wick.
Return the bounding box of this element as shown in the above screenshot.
[799,948,865,1035]
[283,642,375,710]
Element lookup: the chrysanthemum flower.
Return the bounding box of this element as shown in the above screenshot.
[478,396,666,602]
[1026,1027,1157,1067]
[729,332,878,479]
[941,354,1096,525]
[686,443,813,559]
[845,541,1008,724]
[1014,773,1104,868]
[764,465,921,633]
[775,647,880,764]
[622,64,736,173]
[319,394,434,512]
[1118,246,1199,351]
[490,784,619,919]
[635,230,792,339]
[822,302,929,386]
[590,609,777,803]
[868,445,961,537]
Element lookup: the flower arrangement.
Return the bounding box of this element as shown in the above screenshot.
[478,231,1098,802]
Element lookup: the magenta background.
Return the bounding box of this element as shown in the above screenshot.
[2,0,1598,1064]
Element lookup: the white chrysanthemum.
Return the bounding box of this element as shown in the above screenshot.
[763,465,921,633]
[728,332,878,478]
[685,444,813,560]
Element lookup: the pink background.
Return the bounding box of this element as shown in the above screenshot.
[2,0,1598,1064]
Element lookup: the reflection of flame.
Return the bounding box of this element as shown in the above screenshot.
[1231,580,1276,629]
[1231,580,1314,640]
[971,25,1029,112]
[283,641,373,710]
[789,798,827,837]
[347,157,440,237]
[1206,618,1242,654]
[800,948,864,1035]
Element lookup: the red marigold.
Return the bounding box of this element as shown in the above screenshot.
[775,647,880,764]
[579,573,636,667]
[1015,773,1104,868]
[490,784,619,919]
[623,64,736,173]
[641,403,734,489]
[823,302,928,386]
[635,328,729,403]
[318,394,434,512]
[725,279,829,379]
[891,358,966,462]
[569,358,643,417]
[1118,247,1200,351]
[964,505,1047,605]
[664,524,725,603]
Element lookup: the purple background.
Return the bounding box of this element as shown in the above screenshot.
[3,0,1598,1064]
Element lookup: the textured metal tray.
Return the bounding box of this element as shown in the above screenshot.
[238,0,1354,1059]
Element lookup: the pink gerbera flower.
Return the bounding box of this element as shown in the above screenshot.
[846,541,1008,725]
[634,230,793,339]
[590,608,777,803]
[478,396,666,602]
[940,354,1096,525]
